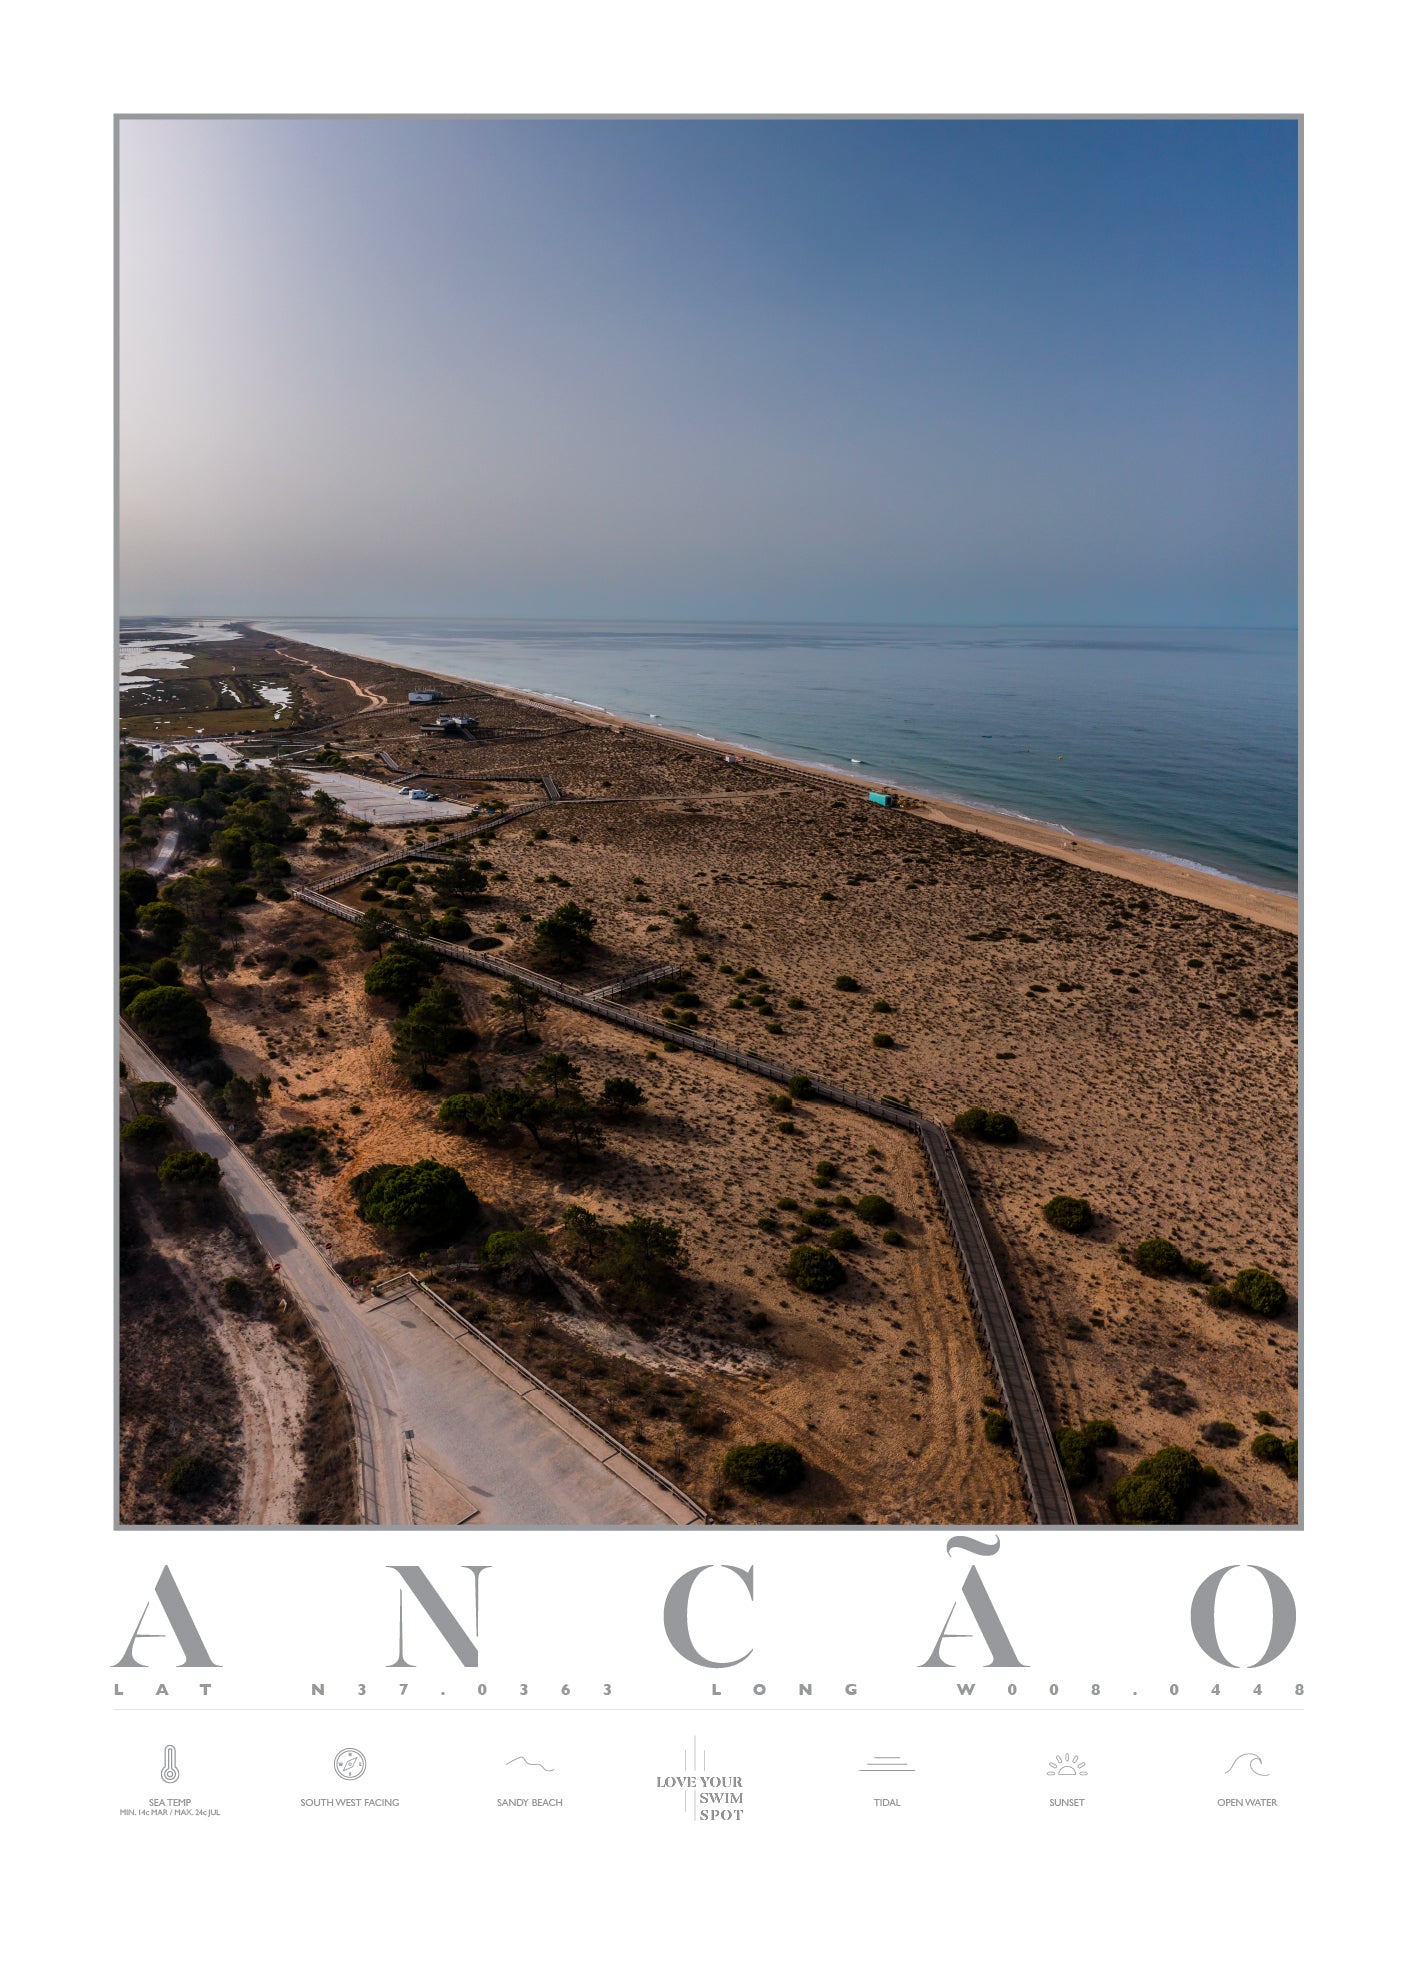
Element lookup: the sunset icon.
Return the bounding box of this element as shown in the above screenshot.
[1047,1754,1088,1777]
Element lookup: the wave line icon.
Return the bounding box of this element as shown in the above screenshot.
[1224,1753,1270,1777]
[505,1756,555,1772]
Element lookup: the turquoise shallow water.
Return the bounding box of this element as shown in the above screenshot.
[256,619,1298,892]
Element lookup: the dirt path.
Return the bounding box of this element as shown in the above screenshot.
[120,1021,412,1525]
[284,649,387,711]
[153,1235,308,1523]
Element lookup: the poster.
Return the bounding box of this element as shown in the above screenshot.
[10,5,1403,1969]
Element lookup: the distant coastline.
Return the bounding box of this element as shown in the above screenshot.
[247,620,1297,933]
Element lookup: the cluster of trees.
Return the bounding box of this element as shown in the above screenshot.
[122,756,310,893]
[437,1054,645,1163]
[558,1202,688,1319]
[360,943,481,1086]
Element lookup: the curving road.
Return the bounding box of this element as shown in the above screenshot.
[120,1021,412,1526]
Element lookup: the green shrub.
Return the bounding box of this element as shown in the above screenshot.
[121,1112,172,1148]
[981,1112,1019,1144]
[826,1226,859,1251]
[814,1160,838,1181]
[1201,1421,1241,1447]
[600,1077,645,1117]
[1054,1418,1118,1486]
[1043,1194,1094,1234]
[1251,1432,1287,1464]
[150,958,183,986]
[1206,1283,1234,1308]
[881,1228,905,1247]
[722,1441,805,1494]
[856,1193,896,1226]
[1056,1427,1096,1486]
[871,1032,895,1049]
[786,996,805,1010]
[953,1107,988,1135]
[768,1093,794,1113]
[833,974,859,991]
[1109,1474,1180,1524]
[157,1149,221,1192]
[1110,1444,1206,1525]
[481,1227,548,1274]
[786,1244,846,1293]
[1255,1410,1276,1425]
[221,1276,251,1312]
[1232,1267,1288,1317]
[351,1159,476,1242]
[786,1074,815,1099]
[165,1453,219,1498]
[1283,1438,1299,1474]
[756,1215,779,1233]
[1133,1237,1186,1276]
[983,1411,1011,1446]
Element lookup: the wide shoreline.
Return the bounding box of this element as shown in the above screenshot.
[251,624,1298,934]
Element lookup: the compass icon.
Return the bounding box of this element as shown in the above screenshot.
[333,1747,367,1781]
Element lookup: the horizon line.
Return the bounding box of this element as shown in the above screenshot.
[119,612,1299,633]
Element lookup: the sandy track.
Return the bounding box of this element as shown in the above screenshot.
[152,1235,308,1524]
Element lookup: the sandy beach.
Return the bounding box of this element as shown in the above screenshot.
[292,638,1297,934]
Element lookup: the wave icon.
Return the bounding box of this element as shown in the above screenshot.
[505,1756,555,1772]
[1224,1753,1270,1777]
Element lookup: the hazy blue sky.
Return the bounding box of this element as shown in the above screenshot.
[119,118,1298,624]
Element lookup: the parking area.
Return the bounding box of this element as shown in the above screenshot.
[292,767,472,824]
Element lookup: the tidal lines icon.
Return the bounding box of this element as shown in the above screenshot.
[861,1755,914,1773]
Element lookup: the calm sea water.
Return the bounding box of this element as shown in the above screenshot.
[259,620,1298,892]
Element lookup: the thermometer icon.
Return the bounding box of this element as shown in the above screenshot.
[160,1745,180,1785]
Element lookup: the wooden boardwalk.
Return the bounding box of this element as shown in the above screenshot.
[292,798,1076,1523]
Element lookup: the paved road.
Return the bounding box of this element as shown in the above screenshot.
[119,1024,694,1529]
[366,1285,691,1526]
[119,1022,412,1526]
[146,825,180,877]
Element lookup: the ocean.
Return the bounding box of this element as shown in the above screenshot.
[256,619,1298,893]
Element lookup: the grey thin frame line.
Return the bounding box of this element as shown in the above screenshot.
[111,113,1302,1533]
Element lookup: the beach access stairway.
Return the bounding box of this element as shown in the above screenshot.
[290,794,1076,1525]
